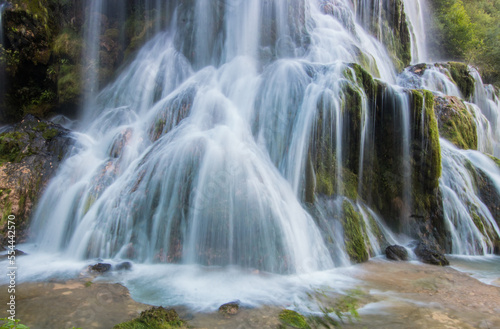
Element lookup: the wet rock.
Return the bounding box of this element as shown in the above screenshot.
[0,115,73,246]
[385,245,408,261]
[218,300,240,316]
[278,309,309,329]
[434,95,477,150]
[0,249,27,260]
[414,242,449,266]
[114,306,187,328]
[89,263,112,273]
[115,261,132,271]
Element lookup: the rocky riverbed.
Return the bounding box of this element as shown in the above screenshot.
[1,259,499,329]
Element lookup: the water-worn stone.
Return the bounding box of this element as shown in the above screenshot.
[89,263,112,273]
[115,261,132,271]
[385,245,409,261]
[414,242,449,266]
[218,300,240,316]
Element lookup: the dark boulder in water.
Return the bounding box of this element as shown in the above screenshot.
[385,245,409,261]
[115,261,132,271]
[414,242,449,266]
[89,263,112,273]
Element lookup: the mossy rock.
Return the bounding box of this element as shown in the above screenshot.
[434,95,477,150]
[448,62,475,99]
[308,64,372,202]
[341,200,369,263]
[487,155,500,168]
[0,131,32,165]
[57,64,82,106]
[53,29,82,62]
[113,307,187,329]
[278,310,310,329]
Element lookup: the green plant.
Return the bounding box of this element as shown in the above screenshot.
[306,288,364,328]
[0,318,29,329]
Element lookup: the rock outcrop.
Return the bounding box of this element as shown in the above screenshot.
[0,115,73,245]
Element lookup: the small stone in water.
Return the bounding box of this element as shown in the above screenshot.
[89,263,111,273]
[218,300,240,316]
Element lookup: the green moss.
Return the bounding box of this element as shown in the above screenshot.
[278,310,310,329]
[315,168,334,196]
[341,200,369,263]
[355,49,381,78]
[347,63,377,97]
[57,64,82,105]
[471,210,486,236]
[113,307,186,329]
[333,168,358,201]
[435,96,477,150]
[448,62,475,99]
[423,90,442,185]
[0,200,12,226]
[0,131,30,164]
[53,29,82,62]
[487,155,500,168]
[42,128,58,140]
[304,151,315,204]
[82,195,96,215]
[410,90,442,217]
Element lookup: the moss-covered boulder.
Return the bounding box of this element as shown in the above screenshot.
[113,307,187,329]
[448,62,475,100]
[278,310,310,329]
[0,115,73,245]
[434,95,477,150]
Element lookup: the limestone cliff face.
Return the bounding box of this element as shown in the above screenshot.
[305,63,444,261]
[353,0,412,71]
[0,115,73,244]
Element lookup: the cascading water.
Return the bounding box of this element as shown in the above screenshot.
[81,0,104,116]
[440,139,500,255]
[397,62,500,255]
[401,0,429,63]
[19,0,500,309]
[33,0,413,273]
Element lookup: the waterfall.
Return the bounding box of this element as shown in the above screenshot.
[81,0,104,119]
[26,0,500,295]
[398,63,500,158]
[440,139,500,255]
[402,0,429,63]
[32,0,419,274]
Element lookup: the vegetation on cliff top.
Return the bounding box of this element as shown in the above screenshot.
[429,0,500,86]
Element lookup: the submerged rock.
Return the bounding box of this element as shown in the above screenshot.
[414,242,449,266]
[385,245,409,261]
[115,261,132,271]
[89,263,112,273]
[218,300,240,316]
